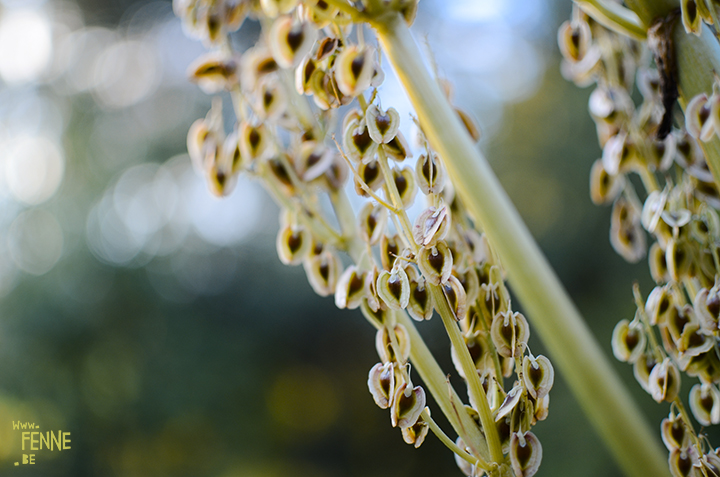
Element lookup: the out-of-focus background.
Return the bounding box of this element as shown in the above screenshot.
[0,0,707,475]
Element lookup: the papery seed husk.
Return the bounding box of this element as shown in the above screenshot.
[689,383,720,426]
[669,447,700,477]
[416,242,453,286]
[376,324,411,364]
[401,414,429,448]
[269,16,316,69]
[510,431,543,477]
[366,105,400,144]
[413,205,451,247]
[377,268,410,310]
[303,248,341,297]
[661,414,690,451]
[334,45,374,97]
[590,158,623,205]
[649,358,681,403]
[187,51,241,94]
[522,355,554,400]
[416,153,446,195]
[391,383,426,429]
[276,224,310,265]
[649,242,670,283]
[367,361,395,409]
[358,202,388,245]
[611,319,646,363]
[557,19,592,62]
[335,265,366,309]
[407,273,434,321]
[442,275,467,320]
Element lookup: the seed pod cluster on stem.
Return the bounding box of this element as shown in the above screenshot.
[176,1,552,475]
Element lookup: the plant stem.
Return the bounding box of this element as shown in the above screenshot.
[623,0,720,188]
[429,284,504,464]
[574,0,648,40]
[372,14,670,477]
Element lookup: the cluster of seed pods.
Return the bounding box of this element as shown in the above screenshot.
[176,1,553,475]
[560,4,720,475]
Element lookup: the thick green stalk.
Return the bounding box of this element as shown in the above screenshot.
[624,0,720,187]
[373,15,670,477]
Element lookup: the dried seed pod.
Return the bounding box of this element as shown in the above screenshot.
[413,205,451,247]
[647,133,677,172]
[334,45,374,97]
[295,56,317,94]
[602,131,641,175]
[416,153,446,195]
[694,283,720,332]
[343,117,378,163]
[335,265,366,309]
[301,0,339,28]
[666,238,693,282]
[406,268,434,321]
[702,450,720,476]
[364,265,382,313]
[686,93,715,142]
[491,311,531,358]
[296,141,332,181]
[239,122,271,161]
[495,384,523,422]
[269,17,316,69]
[677,323,713,363]
[366,105,400,144]
[522,355,554,400]
[646,285,674,326]
[187,118,214,174]
[187,52,241,94]
[266,154,295,194]
[358,202,388,245]
[376,324,411,364]
[241,47,279,88]
[206,144,238,197]
[610,196,646,263]
[510,431,543,477]
[367,361,395,409]
[303,248,342,297]
[669,447,701,477]
[377,267,410,310]
[633,352,658,394]
[401,411,429,448]
[276,222,310,265]
[454,267,480,306]
[391,166,417,209]
[661,413,691,451]
[380,234,401,271]
[391,382,426,429]
[649,242,670,283]
[441,275,468,320]
[611,318,646,363]
[689,383,720,426]
[648,357,681,403]
[417,242,453,286]
[589,159,623,205]
[454,438,475,477]
[557,19,592,62]
[355,160,383,196]
[666,304,695,345]
[315,36,338,62]
[260,0,299,17]
[534,394,550,422]
[257,79,287,119]
[681,0,702,36]
[383,131,410,161]
[641,189,668,234]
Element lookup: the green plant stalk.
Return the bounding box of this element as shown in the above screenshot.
[373,14,670,477]
[429,284,504,464]
[622,0,720,187]
[575,0,648,40]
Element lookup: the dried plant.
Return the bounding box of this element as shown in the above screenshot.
[166,0,720,476]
